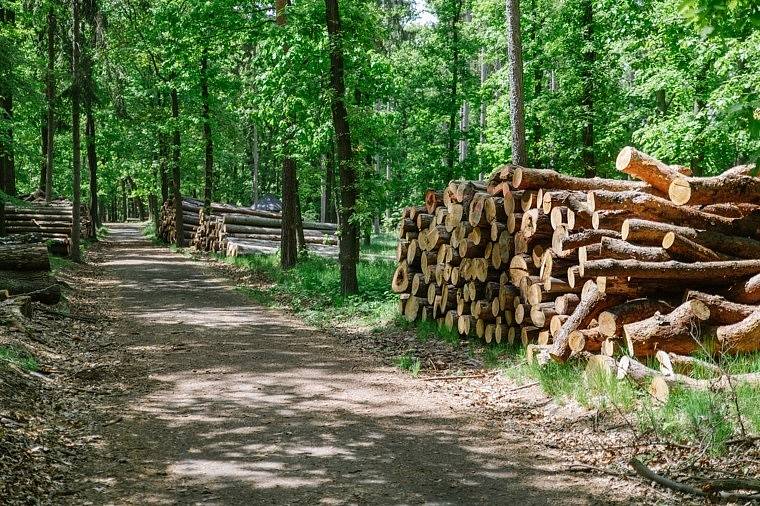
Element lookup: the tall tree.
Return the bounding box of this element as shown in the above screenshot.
[580,0,595,177]
[45,8,56,201]
[170,87,183,247]
[0,6,16,196]
[200,45,213,212]
[445,0,463,178]
[505,0,527,165]
[276,0,298,268]
[326,0,358,294]
[70,0,82,262]
[83,3,100,228]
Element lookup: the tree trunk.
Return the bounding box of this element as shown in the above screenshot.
[159,131,169,203]
[201,46,213,212]
[580,0,595,177]
[0,6,15,196]
[505,0,527,166]
[84,16,99,229]
[325,144,336,223]
[248,122,259,206]
[623,300,711,357]
[170,87,183,247]
[446,0,462,179]
[70,0,82,262]
[39,119,47,191]
[276,0,298,268]
[326,0,358,294]
[45,9,55,202]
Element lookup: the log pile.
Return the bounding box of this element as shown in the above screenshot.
[392,146,760,385]
[157,197,200,245]
[2,201,94,255]
[189,201,338,256]
[0,234,61,305]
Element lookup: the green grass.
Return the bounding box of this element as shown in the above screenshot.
[223,250,399,330]
[0,347,38,372]
[395,353,422,376]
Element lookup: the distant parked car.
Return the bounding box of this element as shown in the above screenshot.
[253,195,282,213]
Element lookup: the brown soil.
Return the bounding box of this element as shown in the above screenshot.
[57,223,658,504]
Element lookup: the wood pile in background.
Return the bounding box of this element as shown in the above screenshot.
[1,200,95,255]
[0,234,61,306]
[158,196,338,255]
[392,146,760,400]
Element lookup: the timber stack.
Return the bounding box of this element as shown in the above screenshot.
[1,200,95,255]
[0,234,61,306]
[392,146,760,400]
[158,196,338,253]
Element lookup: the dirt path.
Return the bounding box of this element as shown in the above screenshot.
[72,223,638,505]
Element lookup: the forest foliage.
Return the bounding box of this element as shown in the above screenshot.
[0,0,758,230]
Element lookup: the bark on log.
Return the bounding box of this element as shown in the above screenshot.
[599,236,670,262]
[615,146,692,193]
[223,212,337,232]
[623,299,711,357]
[550,281,625,362]
[597,298,675,338]
[512,166,651,192]
[582,258,760,283]
[0,243,50,271]
[661,231,731,262]
[622,218,760,259]
[724,273,760,304]
[589,191,760,238]
[716,310,760,354]
[684,290,756,325]
[668,174,760,206]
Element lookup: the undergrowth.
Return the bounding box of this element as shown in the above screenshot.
[0,347,38,372]
[395,353,422,377]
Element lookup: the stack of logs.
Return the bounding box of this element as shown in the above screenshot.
[157,197,201,245]
[192,204,338,256]
[0,234,61,305]
[1,202,95,255]
[392,146,760,398]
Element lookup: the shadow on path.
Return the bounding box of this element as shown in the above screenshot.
[74,223,628,505]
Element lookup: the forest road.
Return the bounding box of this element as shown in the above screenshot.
[73,223,632,505]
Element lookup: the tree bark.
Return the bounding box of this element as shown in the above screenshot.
[615,146,692,193]
[505,0,526,165]
[445,0,463,178]
[580,0,595,177]
[684,290,756,325]
[200,46,213,213]
[0,243,50,271]
[716,311,760,354]
[513,167,649,192]
[70,0,82,262]
[582,258,760,283]
[326,0,358,294]
[724,273,760,304]
[45,9,55,202]
[669,174,760,206]
[598,236,670,262]
[0,6,15,196]
[83,14,99,228]
[623,300,711,356]
[622,218,760,259]
[170,88,183,247]
[597,298,674,338]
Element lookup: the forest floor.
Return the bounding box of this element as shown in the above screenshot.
[2,223,753,504]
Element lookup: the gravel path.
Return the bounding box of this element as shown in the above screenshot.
[73,223,634,505]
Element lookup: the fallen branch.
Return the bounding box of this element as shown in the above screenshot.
[421,373,487,381]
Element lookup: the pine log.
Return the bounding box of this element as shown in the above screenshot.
[552,227,620,255]
[699,203,760,218]
[724,273,760,304]
[568,327,605,354]
[582,258,760,283]
[622,218,760,259]
[715,310,760,354]
[392,261,415,293]
[599,236,670,262]
[424,189,443,214]
[512,166,651,192]
[0,244,50,271]
[661,231,731,262]
[668,174,760,206]
[655,350,722,378]
[597,298,675,338]
[615,146,692,193]
[223,213,337,232]
[550,281,626,362]
[623,299,711,357]
[588,191,760,237]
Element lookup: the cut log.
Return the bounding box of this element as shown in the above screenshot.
[623,299,711,357]
[550,281,625,362]
[512,166,650,192]
[716,310,760,354]
[655,350,722,378]
[684,291,755,325]
[424,189,443,214]
[392,261,415,293]
[622,218,760,259]
[0,270,59,303]
[724,273,760,304]
[568,327,605,354]
[661,231,730,262]
[615,146,692,193]
[599,236,670,262]
[588,191,760,237]
[668,174,760,206]
[0,243,50,271]
[553,227,620,255]
[597,298,675,337]
[582,258,760,284]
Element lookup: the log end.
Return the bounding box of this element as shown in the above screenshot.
[615,146,634,173]
[668,177,692,206]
